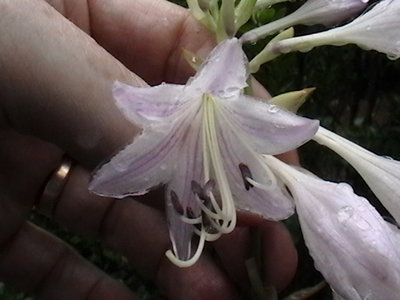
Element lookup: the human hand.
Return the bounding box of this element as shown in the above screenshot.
[0,0,297,299]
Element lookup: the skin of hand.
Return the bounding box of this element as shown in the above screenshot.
[0,0,298,299]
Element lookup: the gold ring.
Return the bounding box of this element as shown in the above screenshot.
[37,157,73,217]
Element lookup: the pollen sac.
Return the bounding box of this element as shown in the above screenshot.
[239,163,254,190]
[204,179,216,193]
[170,190,184,215]
[202,213,219,234]
[186,207,199,219]
[191,180,212,204]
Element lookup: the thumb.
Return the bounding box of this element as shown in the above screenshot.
[0,0,142,168]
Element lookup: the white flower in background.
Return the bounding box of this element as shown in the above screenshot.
[270,0,400,59]
[265,155,400,300]
[314,126,400,225]
[89,38,319,267]
[241,0,368,44]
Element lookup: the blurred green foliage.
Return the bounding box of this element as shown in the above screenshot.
[3,1,400,300]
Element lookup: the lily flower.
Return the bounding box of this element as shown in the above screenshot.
[89,38,319,267]
[269,0,400,60]
[265,155,400,300]
[241,0,368,44]
[314,126,400,225]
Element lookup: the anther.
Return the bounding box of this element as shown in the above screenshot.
[204,179,216,193]
[239,163,254,190]
[191,180,211,204]
[186,207,196,219]
[202,214,218,234]
[170,190,184,215]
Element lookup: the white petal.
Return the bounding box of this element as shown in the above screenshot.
[188,38,248,98]
[314,126,400,224]
[241,0,368,43]
[215,114,295,220]
[220,95,319,154]
[274,0,400,59]
[266,156,400,300]
[292,0,368,27]
[113,81,187,124]
[336,0,400,59]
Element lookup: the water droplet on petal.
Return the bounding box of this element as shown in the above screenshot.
[337,182,353,194]
[387,53,399,61]
[273,122,286,129]
[356,218,371,230]
[160,164,168,170]
[337,205,354,222]
[268,105,280,113]
[111,161,128,172]
[383,155,394,160]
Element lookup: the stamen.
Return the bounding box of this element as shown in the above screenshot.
[239,163,254,190]
[204,179,216,193]
[194,227,222,241]
[186,207,197,218]
[191,180,210,203]
[246,177,275,191]
[203,94,237,234]
[202,213,219,234]
[180,215,202,224]
[170,190,184,215]
[165,226,207,268]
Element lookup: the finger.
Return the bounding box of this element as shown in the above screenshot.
[43,0,215,84]
[0,129,239,299]
[0,130,137,299]
[86,0,215,84]
[51,165,239,299]
[0,0,141,167]
[0,222,138,300]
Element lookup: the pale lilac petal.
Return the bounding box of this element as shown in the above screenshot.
[89,128,177,197]
[113,81,187,124]
[220,95,319,154]
[266,156,400,300]
[216,115,294,220]
[166,113,204,260]
[89,108,199,197]
[314,126,400,224]
[188,38,248,98]
[296,182,400,300]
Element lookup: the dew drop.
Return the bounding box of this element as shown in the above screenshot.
[160,164,168,170]
[356,218,371,230]
[299,45,313,53]
[337,182,353,194]
[112,162,128,172]
[225,87,239,96]
[273,122,286,129]
[268,105,280,113]
[337,205,354,222]
[382,155,394,160]
[387,53,399,61]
